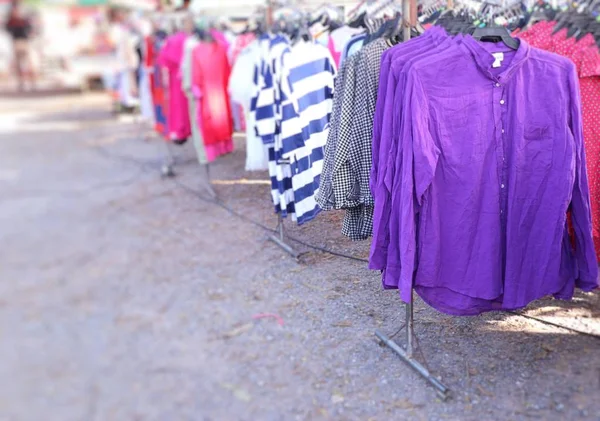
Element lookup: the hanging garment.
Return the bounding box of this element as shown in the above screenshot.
[157,31,191,141]
[228,32,256,64]
[181,35,206,164]
[278,40,336,224]
[228,33,256,133]
[318,36,395,240]
[329,53,360,210]
[340,33,367,66]
[192,40,234,162]
[138,66,154,122]
[210,29,231,51]
[117,70,139,108]
[341,38,392,240]
[113,24,140,108]
[370,32,598,315]
[517,22,600,261]
[229,40,269,171]
[252,34,296,218]
[370,27,451,272]
[146,34,168,136]
[315,31,330,47]
[317,54,353,212]
[381,31,460,287]
[328,25,364,67]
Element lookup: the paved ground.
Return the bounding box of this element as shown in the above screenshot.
[1,94,599,421]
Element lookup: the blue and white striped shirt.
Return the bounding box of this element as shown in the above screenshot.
[250,34,295,218]
[279,40,336,224]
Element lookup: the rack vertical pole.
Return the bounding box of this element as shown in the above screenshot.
[375,0,450,399]
[402,0,411,41]
[161,140,176,177]
[268,214,301,259]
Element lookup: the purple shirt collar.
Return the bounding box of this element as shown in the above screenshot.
[460,35,530,83]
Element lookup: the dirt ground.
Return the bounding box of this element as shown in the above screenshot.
[1,94,599,421]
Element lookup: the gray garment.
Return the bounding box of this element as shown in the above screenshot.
[181,36,207,165]
[187,95,207,165]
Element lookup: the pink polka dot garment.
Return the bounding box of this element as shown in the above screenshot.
[518,23,600,260]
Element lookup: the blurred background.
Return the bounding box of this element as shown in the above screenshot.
[0,0,359,93]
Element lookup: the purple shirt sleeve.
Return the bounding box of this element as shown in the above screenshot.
[369,35,441,272]
[384,37,460,288]
[395,71,441,303]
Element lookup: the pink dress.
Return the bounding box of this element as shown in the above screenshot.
[157,31,191,141]
[210,29,230,51]
[192,41,233,161]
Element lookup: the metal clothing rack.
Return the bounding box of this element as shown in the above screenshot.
[160,140,217,198]
[268,214,301,258]
[375,290,450,400]
[267,155,302,259]
[259,2,303,260]
[374,0,451,400]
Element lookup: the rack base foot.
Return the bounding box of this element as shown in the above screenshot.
[375,329,450,401]
[268,234,301,259]
[161,163,176,178]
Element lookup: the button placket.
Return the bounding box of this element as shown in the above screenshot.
[493,80,508,226]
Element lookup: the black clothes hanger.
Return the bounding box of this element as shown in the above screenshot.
[155,29,168,40]
[194,27,214,42]
[435,9,475,35]
[254,19,266,36]
[472,26,520,49]
[423,9,442,25]
[289,19,311,43]
[348,11,367,29]
[364,12,399,43]
[327,19,342,32]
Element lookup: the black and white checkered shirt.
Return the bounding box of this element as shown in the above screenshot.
[317,30,391,241]
[330,53,362,210]
[317,53,358,211]
[343,38,392,240]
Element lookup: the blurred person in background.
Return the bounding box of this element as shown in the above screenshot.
[4,0,35,91]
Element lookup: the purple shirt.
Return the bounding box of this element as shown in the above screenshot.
[375,35,598,315]
[370,28,446,271]
[382,34,460,288]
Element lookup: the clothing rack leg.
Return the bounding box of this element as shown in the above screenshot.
[267,214,301,259]
[375,289,450,400]
[405,299,414,356]
[201,164,217,199]
[161,141,176,177]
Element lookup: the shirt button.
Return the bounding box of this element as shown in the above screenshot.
[501,184,505,189]
[500,99,505,105]
[502,129,505,133]
[495,83,501,87]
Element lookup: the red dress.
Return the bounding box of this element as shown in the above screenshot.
[157,32,191,141]
[192,41,233,161]
[146,35,168,136]
[518,23,600,259]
